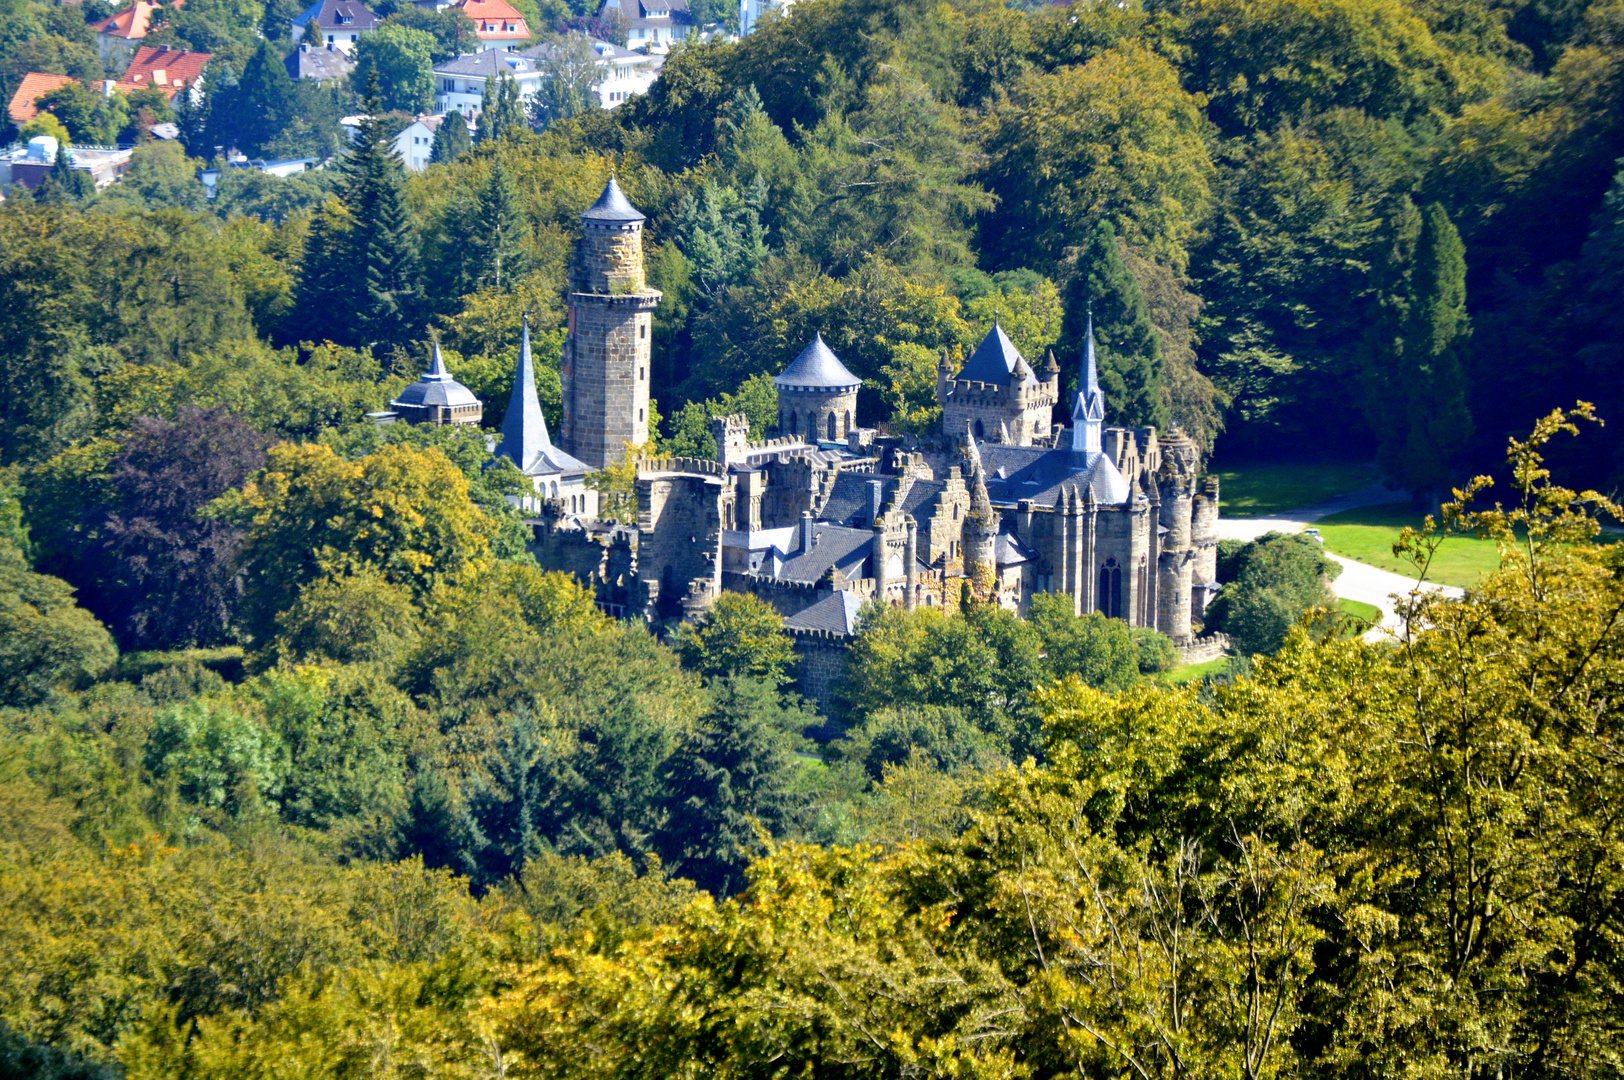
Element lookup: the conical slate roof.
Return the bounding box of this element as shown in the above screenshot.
[774,333,861,390]
[391,342,480,409]
[496,316,590,477]
[958,323,1029,385]
[581,174,645,223]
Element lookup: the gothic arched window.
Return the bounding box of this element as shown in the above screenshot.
[827,412,837,440]
[1098,559,1123,620]
[974,418,985,440]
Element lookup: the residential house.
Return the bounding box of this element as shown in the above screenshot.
[289,0,380,55]
[89,0,178,65]
[115,45,211,103]
[452,0,530,51]
[393,113,451,171]
[600,0,692,49]
[7,72,76,127]
[285,41,357,82]
[739,0,790,35]
[583,40,662,107]
[433,49,546,117]
[520,36,662,109]
[6,136,133,190]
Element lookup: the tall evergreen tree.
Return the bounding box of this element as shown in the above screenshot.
[290,196,358,345]
[1060,220,1166,429]
[1362,200,1473,502]
[340,74,425,350]
[428,112,472,164]
[475,70,525,144]
[658,677,809,896]
[468,153,529,291]
[228,39,298,155]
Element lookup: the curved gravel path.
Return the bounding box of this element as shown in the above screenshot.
[1214,483,1466,641]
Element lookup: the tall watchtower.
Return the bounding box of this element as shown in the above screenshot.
[561,175,662,470]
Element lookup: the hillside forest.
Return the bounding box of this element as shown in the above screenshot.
[2,0,1624,1073]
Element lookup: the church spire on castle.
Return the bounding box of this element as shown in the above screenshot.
[1071,312,1105,456]
[498,314,587,476]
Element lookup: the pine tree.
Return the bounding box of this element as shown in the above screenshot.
[1362,200,1472,502]
[340,73,425,350]
[301,17,325,47]
[231,39,298,156]
[475,70,526,144]
[429,113,471,164]
[658,676,808,896]
[469,152,530,291]
[290,196,359,345]
[1061,220,1166,429]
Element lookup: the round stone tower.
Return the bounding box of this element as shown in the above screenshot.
[1155,427,1201,641]
[774,333,861,443]
[561,175,662,470]
[963,452,999,602]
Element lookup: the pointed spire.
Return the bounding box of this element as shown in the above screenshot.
[965,425,995,523]
[427,340,450,378]
[1071,309,1105,456]
[497,314,554,475]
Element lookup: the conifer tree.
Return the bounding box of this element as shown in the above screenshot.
[301,17,325,47]
[1061,220,1166,429]
[475,71,525,144]
[290,197,359,345]
[229,39,298,156]
[1362,200,1473,502]
[340,73,425,350]
[469,153,529,291]
[429,113,471,164]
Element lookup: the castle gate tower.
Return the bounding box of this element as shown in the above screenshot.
[561,175,662,470]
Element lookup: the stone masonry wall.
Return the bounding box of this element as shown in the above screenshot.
[790,629,850,720]
[565,296,655,469]
[574,226,646,293]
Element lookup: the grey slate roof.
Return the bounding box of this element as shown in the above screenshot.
[434,50,540,76]
[995,530,1038,567]
[774,333,860,390]
[772,524,872,583]
[286,44,356,81]
[957,323,1031,385]
[581,175,645,223]
[783,590,865,635]
[496,317,591,477]
[818,473,945,527]
[977,444,1132,508]
[391,343,480,409]
[293,0,380,32]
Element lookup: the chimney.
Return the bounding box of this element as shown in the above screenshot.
[867,479,884,527]
[800,511,816,554]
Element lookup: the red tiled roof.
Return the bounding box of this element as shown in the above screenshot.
[115,45,211,99]
[7,72,76,125]
[91,1,158,39]
[454,0,529,39]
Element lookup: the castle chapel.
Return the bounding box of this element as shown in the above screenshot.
[456,177,1227,696]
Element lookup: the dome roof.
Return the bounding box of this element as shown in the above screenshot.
[581,174,645,223]
[391,344,480,410]
[774,333,861,390]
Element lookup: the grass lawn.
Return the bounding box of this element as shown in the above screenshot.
[1336,597,1382,623]
[1316,503,1504,589]
[1215,460,1380,519]
[1162,657,1232,685]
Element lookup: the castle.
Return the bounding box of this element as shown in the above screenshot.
[398,177,1227,708]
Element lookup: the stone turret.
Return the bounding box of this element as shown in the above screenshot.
[1155,426,1201,642]
[962,430,999,600]
[561,175,661,470]
[711,412,750,467]
[940,324,1058,447]
[775,333,861,443]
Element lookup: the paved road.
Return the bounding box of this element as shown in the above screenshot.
[1216,483,1466,641]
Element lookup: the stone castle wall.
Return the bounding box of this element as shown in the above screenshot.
[789,629,849,721]
[573,225,646,293]
[637,473,727,621]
